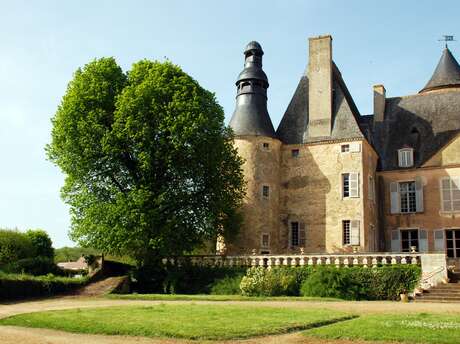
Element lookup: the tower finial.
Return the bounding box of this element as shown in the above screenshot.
[439,35,455,48]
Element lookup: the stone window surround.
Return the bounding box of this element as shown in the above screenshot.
[261,232,270,248]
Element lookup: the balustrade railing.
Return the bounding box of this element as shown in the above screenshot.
[161,253,421,268]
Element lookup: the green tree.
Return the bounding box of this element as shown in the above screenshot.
[26,229,54,259]
[0,229,34,266]
[46,58,245,264]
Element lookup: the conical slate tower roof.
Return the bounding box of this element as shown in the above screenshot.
[229,41,275,137]
[420,47,460,93]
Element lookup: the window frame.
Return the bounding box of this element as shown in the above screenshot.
[291,149,300,158]
[440,177,460,212]
[262,185,270,199]
[398,148,414,168]
[399,181,417,213]
[342,220,351,245]
[290,222,299,247]
[342,172,359,199]
[261,233,270,248]
[341,144,350,153]
[399,228,419,252]
[262,142,270,151]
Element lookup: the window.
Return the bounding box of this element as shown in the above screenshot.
[261,233,270,248]
[262,142,270,150]
[290,222,299,246]
[291,149,299,158]
[446,230,460,258]
[400,229,419,252]
[341,144,350,153]
[342,173,359,198]
[441,177,460,212]
[399,181,416,213]
[262,185,270,198]
[398,148,414,168]
[343,220,351,245]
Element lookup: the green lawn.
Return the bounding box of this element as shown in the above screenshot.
[0,304,352,340]
[106,293,342,302]
[306,313,460,344]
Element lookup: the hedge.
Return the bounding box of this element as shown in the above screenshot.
[241,265,421,300]
[133,262,246,294]
[0,272,88,301]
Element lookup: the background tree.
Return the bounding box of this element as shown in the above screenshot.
[47,58,245,265]
[26,229,54,259]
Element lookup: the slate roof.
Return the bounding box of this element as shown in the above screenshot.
[372,91,460,170]
[276,62,365,144]
[420,48,460,93]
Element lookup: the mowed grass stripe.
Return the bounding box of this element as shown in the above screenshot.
[305,313,460,344]
[0,304,352,340]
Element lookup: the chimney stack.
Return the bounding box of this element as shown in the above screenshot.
[373,84,386,123]
[307,35,333,138]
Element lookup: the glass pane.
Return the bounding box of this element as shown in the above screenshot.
[442,179,451,189]
[410,230,419,240]
[442,190,452,200]
[447,240,454,249]
[457,249,460,258]
[401,231,409,240]
[452,190,460,200]
[446,230,453,239]
[444,201,453,211]
[447,249,455,258]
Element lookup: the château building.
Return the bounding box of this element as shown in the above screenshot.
[225,35,460,269]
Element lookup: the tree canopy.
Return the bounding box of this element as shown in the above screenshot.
[46,58,245,264]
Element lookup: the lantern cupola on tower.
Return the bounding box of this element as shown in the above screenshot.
[229,41,275,137]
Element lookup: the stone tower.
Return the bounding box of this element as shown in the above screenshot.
[227,41,281,254]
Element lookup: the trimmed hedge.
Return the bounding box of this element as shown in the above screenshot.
[0,272,88,301]
[133,262,246,294]
[241,265,421,300]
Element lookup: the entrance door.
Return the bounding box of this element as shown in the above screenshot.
[446,229,460,258]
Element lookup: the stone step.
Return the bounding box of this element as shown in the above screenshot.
[415,299,460,303]
[421,292,460,297]
[416,296,460,302]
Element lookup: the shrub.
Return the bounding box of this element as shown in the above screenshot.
[300,267,361,300]
[210,275,244,295]
[300,265,421,300]
[240,267,310,296]
[0,272,88,301]
[3,257,62,276]
[0,229,34,266]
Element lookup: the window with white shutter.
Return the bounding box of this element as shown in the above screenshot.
[434,230,445,252]
[342,220,351,245]
[419,229,428,252]
[398,148,414,168]
[391,229,400,252]
[342,173,359,198]
[440,177,460,212]
[390,182,399,214]
[350,220,360,245]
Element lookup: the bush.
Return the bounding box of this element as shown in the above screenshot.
[300,267,361,300]
[133,261,246,294]
[210,275,244,295]
[3,257,62,276]
[0,272,88,301]
[0,229,34,266]
[300,265,421,300]
[240,267,310,296]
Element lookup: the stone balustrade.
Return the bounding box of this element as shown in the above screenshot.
[161,253,423,268]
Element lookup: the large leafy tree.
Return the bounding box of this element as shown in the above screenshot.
[47,58,245,264]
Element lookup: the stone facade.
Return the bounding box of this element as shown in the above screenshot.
[226,35,460,259]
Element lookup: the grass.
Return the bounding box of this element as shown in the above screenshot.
[306,313,460,344]
[0,304,352,340]
[106,293,342,302]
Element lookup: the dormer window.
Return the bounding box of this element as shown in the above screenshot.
[398,148,414,168]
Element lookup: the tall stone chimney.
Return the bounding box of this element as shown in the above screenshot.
[308,35,333,138]
[373,84,386,123]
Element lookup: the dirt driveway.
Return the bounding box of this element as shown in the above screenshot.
[1,297,459,344]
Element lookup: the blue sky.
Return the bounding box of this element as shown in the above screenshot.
[0,0,458,248]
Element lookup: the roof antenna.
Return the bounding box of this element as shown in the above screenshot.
[438,35,455,48]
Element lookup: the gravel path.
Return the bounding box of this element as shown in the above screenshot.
[1,296,459,344]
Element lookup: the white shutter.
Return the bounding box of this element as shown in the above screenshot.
[350,142,361,153]
[441,178,452,211]
[391,229,400,252]
[390,182,399,214]
[415,176,424,212]
[299,223,306,247]
[453,178,460,211]
[434,230,445,252]
[350,220,360,245]
[419,229,428,252]
[349,173,359,197]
